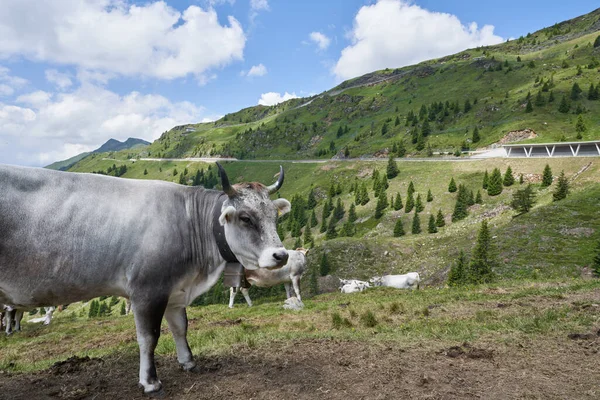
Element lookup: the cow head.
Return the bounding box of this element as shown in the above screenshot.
[369,276,383,287]
[217,163,290,270]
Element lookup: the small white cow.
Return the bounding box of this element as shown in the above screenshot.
[229,248,308,308]
[370,273,420,289]
[339,279,370,293]
[3,306,56,334]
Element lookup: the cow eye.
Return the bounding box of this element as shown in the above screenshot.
[240,215,253,225]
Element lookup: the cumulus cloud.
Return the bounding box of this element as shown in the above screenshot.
[309,32,331,50]
[246,63,268,77]
[0,84,205,166]
[250,0,269,11]
[333,0,503,80]
[257,91,298,106]
[0,66,28,96]
[45,70,73,90]
[0,1,246,81]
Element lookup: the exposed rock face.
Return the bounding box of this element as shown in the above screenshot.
[499,129,538,144]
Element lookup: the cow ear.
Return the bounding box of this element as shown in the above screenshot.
[219,206,237,226]
[273,198,291,216]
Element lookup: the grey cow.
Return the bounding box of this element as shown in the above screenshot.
[0,163,290,394]
[228,248,308,308]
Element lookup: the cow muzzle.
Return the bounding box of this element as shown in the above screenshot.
[258,247,289,269]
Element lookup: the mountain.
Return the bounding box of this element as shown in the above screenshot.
[136,8,600,161]
[46,137,151,170]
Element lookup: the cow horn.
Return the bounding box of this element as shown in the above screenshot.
[216,162,237,197]
[267,165,284,194]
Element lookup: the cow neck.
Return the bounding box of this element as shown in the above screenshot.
[212,194,239,263]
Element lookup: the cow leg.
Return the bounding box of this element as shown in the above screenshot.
[4,310,11,335]
[44,307,55,325]
[132,297,167,394]
[240,288,252,307]
[291,276,302,301]
[228,287,237,308]
[284,283,293,299]
[164,307,195,371]
[14,310,23,332]
[126,299,132,315]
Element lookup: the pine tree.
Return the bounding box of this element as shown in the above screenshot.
[329,183,336,198]
[381,122,388,136]
[325,217,338,240]
[380,175,389,191]
[396,140,406,157]
[415,193,424,213]
[309,265,319,296]
[303,220,314,248]
[319,253,330,276]
[575,115,586,139]
[452,184,470,222]
[319,215,327,233]
[558,95,570,113]
[436,209,445,227]
[393,218,405,237]
[482,170,489,189]
[467,189,475,206]
[360,183,370,206]
[307,188,317,209]
[503,166,515,187]
[426,189,433,202]
[375,188,388,219]
[525,99,533,113]
[120,301,126,316]
[541,164,553,187]
[98,301,108,317]
[178,173,187,185]
[88,300,98,318]
[534,90,545,106]
[143,169,148,175]
[325,198,333,218]
[472,126,480,143]
[394,193,403,210]
[519,174,524,184]
[386,155,399,179]
[348,203,357,223]
[464,99,472,113]
[339,220,355,237]
[475,190,483,204]
[416,132,426,151]
[552,171,569,201]
[294,237,303,249]
[173,168,178,176]
[411,213,421,234]
[511,184,536,214]
[395,115,400,126]
[447,251,467,287]
[336,183,343,195]
[407,181,415,197]
[548,90,555,102]
[592,238,600,277]
[428,214,438,233]
[354,183,362,205]
[405,193,414,213]
[467,220,495,284]
[333,198,345,222]
[372,173,381,194]
[571,83,582,100]
[310,210,318,227]
[448,177,457,193]
[487,168,503,196]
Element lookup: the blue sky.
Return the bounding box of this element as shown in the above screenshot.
[0,0,598,166]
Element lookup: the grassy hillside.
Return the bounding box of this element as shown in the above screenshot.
[116,8,600,161]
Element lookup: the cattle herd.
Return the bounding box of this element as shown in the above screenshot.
[0,163,420,395]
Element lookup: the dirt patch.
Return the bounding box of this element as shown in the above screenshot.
[2,337,600,399]
[50,356,100,376]
[498,128,538,144]
[560,227,595,238]
[357,168,374,178]
[210,318,243,327]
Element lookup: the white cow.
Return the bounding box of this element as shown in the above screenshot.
[370,273,420,289]
[339,279,370,293]
[229,248,308,308]
[3,306,56,334]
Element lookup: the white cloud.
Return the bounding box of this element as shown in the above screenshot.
[0,84,205,166]
[246,63,268,77]
[250,0,269,11]
[333,0,503,80]
[0,66,28,96]
[0,84,13,96]
[258,91,298,106]
[309,32,331,50]
[45,69,73,89]
[0,1,246,81]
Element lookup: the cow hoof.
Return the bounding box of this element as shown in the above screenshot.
[180,361,197,372]
[139,382,163,397]
[146,388,165,398]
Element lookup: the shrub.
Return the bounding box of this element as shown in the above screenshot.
[332,312,352,329]
[447,250,467,287]
[541,164,553,187]
[393,218,405,237]
[448,177,457,193]
[360,311,378,328]
[552,171,569,201]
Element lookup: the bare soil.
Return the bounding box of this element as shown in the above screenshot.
[0,333,599,400]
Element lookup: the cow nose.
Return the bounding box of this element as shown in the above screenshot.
[273,250,289,264]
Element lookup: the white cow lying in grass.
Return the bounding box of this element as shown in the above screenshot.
[2,306,55,334]
[370,273,420,290]
[339,279,370,293]
[229,248,308,308]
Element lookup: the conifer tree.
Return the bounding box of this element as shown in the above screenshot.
[395,116,400,126]
[360,183,370,205]
[571,83,582,100]
[319,253,330,276]
[411,212,421,234]
[348,203,357,223]
[448,177,457,193]
[309,265,319,296]
[558,95,570,113]
[326,217,338,240]
[548,90,555,102]
[592,238,600,277]
[394,193,403,210]
[307,188,317,209]
[319,215,327,233]
[525,99,533,113]
[336,183,343,195]
[98,301,108,316]
[541,164,553,187]
[329,183,336,198]
[294,237,303,249]
[447,251,467,287]
[339,220,355,237]
[393,218,405,237]
[452,184,470,221]
[303,220,314,248]
[552,171,569,201]
[120,301,126,316]
[415,193,424,213]
[534,90,545,106]
[503,166,515,187]
[88,300,99,318]
[397,140,406,157]
[310,210,318,227]
[436,209,445,227]
[143,169,148,175]
[405,193,414,213]
[375,188,388,219]
[428,214,438,233]
[519,174,524,184]
[475,190,483,204]
[467,220,495,284]
[426,189,433,202]
[354,183,362,205]
[380,175,389,192]
[487,168,503,196]
[472,126,480,143]
[333,198,345,222]
[511,184,536,214]
[372,173,381,194]
[482,170,489,189]
[467,189,475,206]
[386,154,399,179]
[407,181,415,197]
[575,115,586,138]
